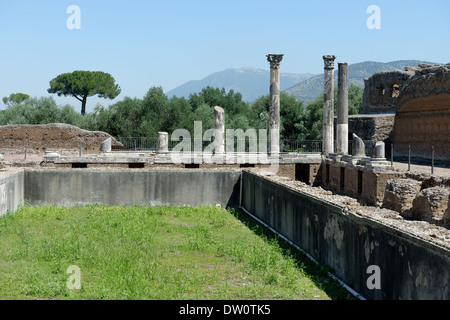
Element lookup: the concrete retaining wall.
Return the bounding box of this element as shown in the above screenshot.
[24,169,241,208]
[0,169,25,217]
[241,171,450,300]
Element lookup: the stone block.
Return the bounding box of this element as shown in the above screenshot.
[382,178,422,217]
[410,187,450,222]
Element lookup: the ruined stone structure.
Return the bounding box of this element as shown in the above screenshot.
[356,62,450,161]
[0,123,121,154]
[393,63,450,160]
[362,69,414,114]
[100,138,112,153]
[267,54,283,156]
[158,132,169,153]
[213,106,225,155]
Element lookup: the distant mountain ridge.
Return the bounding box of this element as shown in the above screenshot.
[284,60,439,102]
[166,60,440,103]
[166,67,314,102]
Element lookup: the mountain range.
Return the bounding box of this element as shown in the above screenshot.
[166,60,439,103]
[284,60,438,101]
[166,67,314,102]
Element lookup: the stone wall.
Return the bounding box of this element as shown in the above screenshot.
[241,170,450,300]
[382,174,450,227]
[362,69,414,114]
[0,169,24,217]
[393,63,450,160]
[0,123,121,155]
[323,159,401,206]
[24,169,242,208]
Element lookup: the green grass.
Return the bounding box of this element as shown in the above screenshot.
[0,204,350,300]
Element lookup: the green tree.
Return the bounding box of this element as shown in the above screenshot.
[47,71,121,115]
[304,84,364,140]
[2,93,30,106]
[0,97,59,125]
[347,84,363,115]
[105,97,145,137]
[142,87,170,136]
[249,92,305,139]
[189,87,250,119]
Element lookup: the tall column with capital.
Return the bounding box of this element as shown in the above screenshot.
[266,54,283,155]
[337,62,349,155]
[322,55,336,155]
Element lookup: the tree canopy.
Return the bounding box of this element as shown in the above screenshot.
[47,71,121,115]
[2,83,364,144]
[2,93,29,106]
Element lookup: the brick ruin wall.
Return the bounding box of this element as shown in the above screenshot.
[0,123,121,155]
[393,63,450,160]
[362,69,415,114]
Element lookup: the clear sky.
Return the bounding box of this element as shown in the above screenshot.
[0,0,449,112]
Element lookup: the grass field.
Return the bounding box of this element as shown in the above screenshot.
[0,204,350,300]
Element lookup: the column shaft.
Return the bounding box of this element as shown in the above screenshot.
[337,62,349,155]
[267,54,283,155]
[158,132,169,153]
[322,55,336,155]
[214,106,225,154]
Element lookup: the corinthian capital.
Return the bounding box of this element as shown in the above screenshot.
[323,55,336,69]
[267,54,284,69]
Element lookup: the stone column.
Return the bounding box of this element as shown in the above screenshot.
[100,137,112,153]
[158,132,169,153]
[214,106,225,155]
[352,133,366,159]
[322,55,336,155]
[267,54,283,156]
[337,62,349,155]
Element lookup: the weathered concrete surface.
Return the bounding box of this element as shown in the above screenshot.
[241,170,450,300]
[24,169,241,208]
[0,169,24,217]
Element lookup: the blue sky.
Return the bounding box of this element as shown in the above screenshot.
[0,0,449,112]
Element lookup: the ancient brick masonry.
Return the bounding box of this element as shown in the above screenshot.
[393,63,450,160]
[0,123,121,154]
[362,69,414,114]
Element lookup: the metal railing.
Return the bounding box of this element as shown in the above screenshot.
[112,137,159,151]
[112,137,378,155]
[281,140,322,153]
